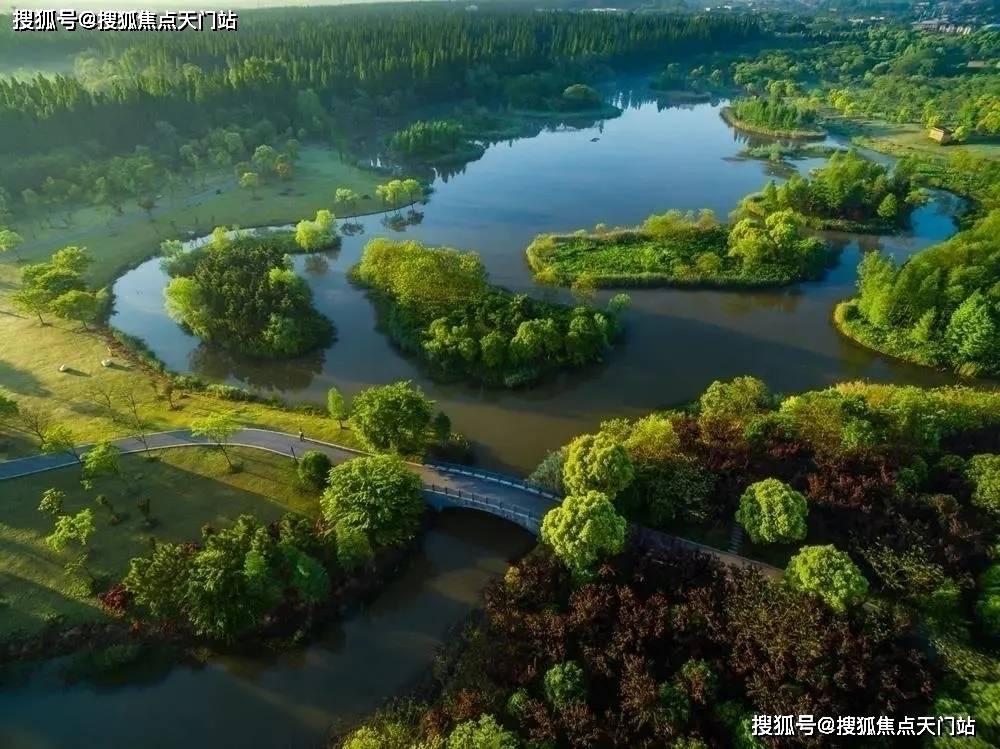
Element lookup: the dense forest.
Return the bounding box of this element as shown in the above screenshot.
[343,378,1000,748]
[726,95,821,135]
[837,209,1000,377]
[352,238,625,387]
[163,230,334,358]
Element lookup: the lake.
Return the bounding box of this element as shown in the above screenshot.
[109,96,960,474]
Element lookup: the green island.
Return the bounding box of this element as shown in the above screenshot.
[1,5,1000,747]
[836,208,1000,378]
[162,225,335,359]
[526,206,831,288]
[722,96,827,139]
[352,238,627,387]
[739,148,923,232]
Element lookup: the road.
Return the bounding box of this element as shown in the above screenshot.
[0,428,780,577]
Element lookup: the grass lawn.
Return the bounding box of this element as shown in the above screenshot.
[854,120,1000,162]
[0,446,322,638]
[8,145,395,285]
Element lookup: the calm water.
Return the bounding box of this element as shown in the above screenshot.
[110,99,961,473]
[0,511,534,749]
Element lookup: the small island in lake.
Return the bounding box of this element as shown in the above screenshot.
[525,207,832,288]
[163,227,335,359]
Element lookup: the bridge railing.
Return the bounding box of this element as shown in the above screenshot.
[424,483,544,532]
[425,460,561,501]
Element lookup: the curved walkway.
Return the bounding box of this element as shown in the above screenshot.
[0,429,780,577]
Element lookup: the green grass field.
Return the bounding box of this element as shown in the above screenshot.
[0,446,321,638]
[9,146,393,285]
[855,120,1000,162]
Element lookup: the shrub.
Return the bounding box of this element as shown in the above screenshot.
[784,544,869,613]
[298,450,333,490]
[544,660,586,707]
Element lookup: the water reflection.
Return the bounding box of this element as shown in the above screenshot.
[111,99,964,474]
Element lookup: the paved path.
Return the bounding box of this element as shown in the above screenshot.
[0,429,780,578]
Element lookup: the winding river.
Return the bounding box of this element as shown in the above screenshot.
[2,93,969,749]
[110,96,961,474]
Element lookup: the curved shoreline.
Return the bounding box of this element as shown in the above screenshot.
[720,106,827,140]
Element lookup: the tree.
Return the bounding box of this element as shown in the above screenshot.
[326,386,349,427]
[47,509,95,551]
[334,188,360,215]
[563,432,634,497]
[945,292,998,370]
[698,376,770,442]
[298,450,333,490]
[968,454,1000,518]
[38,488,65,518]
[350,381,433,453]
[735,478,808,545]
[190,411,241,468]
[541,490,627,577]
[784,544,869,613]
[321,455,424,548]
[544,660,586,707]
[431,411,451,442]
[121,389,152,454]
[0,388,18,426]
[41,424,81,463]
[123,542,191,620]
[877,193,899,222]
[82,441,122,482]
[294,209,337,251]
[335,521,374,570]
[0,227,24,261]
[447,715,518,749]
[239,171,260,200]
[49,289,101,329]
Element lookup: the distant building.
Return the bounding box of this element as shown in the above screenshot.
[928,126,953,144]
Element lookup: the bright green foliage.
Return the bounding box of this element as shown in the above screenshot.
[123,542,192,621]
[82,441,122,480]
[729,96,817,132]
[342,721,413,749]
[390,120,470,159]
[164,235,333,358]
[183,515,285,640]
[190,411,241,467]
[544,660,586,707]
[49,289,102,328]
[736,478,809,545]
[698,376,770,441]
[751,149,916,228]
[447,715,519,749]
[541,490,627,577]
[375,178,421,210]
[335,522,374,570]
[528,446,567,493]
[334,188,360,213]
[0,387,18,422]
[294,209,337,251]
[840,210,1000,376]
[38,488,65,518]
[297,450,332,490]
[13,246,93,324]
[321,455,424,548]
[355,238,620,387]
[785,544,869,613]
[349,380,433,453]
[284,547,330,605]
[0,227,24,258]
[47,509,95,551]
[40,425,79,461]
[727,210,826,276]
[968,455,1000,518]
[326,386,349,426]
[623,414,680,464]
[562,432,634,497]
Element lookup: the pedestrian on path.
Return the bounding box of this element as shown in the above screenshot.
[298,429,304,442]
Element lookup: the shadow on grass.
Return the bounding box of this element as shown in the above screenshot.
[0,359,50,396]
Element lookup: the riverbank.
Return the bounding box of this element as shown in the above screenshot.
[832,300,942,372]
[721,106,827,140]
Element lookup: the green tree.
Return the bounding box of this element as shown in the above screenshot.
[877,193,899,222]
[190,411,241,469]
[123,542,192,621]
[49,289,102,329]
[735,478,808,545]
[326,386,349,427]
[334,187,360,214]
[47,508,95,551]
[321,455,424,548]
[41,424,81,463]
[335,521,374,570]
[0,388,18,425]
[544,660,586,707]
[82,441,122,481]
[563,431,634,497]
[698,376,770,442]
[541,490,627,577]
[785,544,869,613]
[350,381,433,453]
[945,292,998,370]
[38,488,65,518]
[0,227,24,261]
[284,547,330,605]
[447,715,519,749]
[294,209,336,251]
[297,450,332,490]
[239,171,260,199]
[968,455,1000,518]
